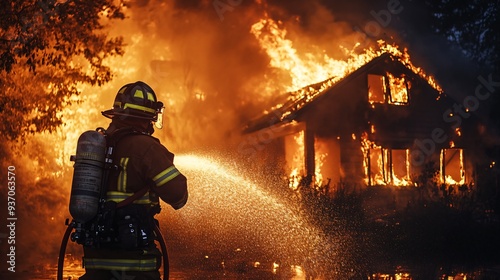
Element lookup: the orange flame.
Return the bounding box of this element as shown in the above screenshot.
[251,17,443,110]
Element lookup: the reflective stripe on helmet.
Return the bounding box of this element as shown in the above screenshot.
[152,166,180,187]
[83,257,157,271]
[146,92,155,101]
[106,191,152,204]
[133,89,156,102]
[134,89,144,99]
[122,103,157,114]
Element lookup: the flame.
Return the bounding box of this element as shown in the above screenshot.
[250,17,346,92]
[314,140,328,189]
[251,17,443,99]
[286,130,305,190]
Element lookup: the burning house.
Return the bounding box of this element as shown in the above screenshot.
[243,51,481,195]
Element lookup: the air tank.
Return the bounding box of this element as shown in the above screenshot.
[69,130,107,223]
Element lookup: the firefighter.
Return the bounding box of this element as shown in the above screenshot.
[79,81,188,280]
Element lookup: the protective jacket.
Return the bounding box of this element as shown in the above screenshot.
[80,121,188,279]
[105,123,188,210]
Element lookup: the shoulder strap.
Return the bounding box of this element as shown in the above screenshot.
[99,127,152,208]
[105,126,146,148]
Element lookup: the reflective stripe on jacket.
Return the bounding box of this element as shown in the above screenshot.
[83,257,157,271]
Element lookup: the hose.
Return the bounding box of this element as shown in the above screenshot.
[154,224,169,280]
[57,221,74,280]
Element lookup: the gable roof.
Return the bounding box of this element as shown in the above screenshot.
[242,52,438,134]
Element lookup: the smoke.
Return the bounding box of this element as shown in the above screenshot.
[107,0,370,152]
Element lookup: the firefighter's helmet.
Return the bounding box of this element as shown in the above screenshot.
[102,81,164,122]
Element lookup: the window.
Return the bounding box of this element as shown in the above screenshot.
[368,74,386,104]
[367,73,409,105]
[387,73,409,104]
[366,146,411,186]
[440,148,465,185]
[368,145,389,185]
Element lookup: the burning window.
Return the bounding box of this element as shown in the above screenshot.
[368,74,386,104]
[440,148,465,185]
[363,139,411,186]
[314,137,341,191]
[367,73,409,105]
[387,73,409,104]
[391,149,411,185]
[367,146,389,185]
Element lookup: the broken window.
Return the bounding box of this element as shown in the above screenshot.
[440,148,465,185]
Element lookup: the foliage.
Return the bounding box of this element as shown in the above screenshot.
[424,0,500,73]
[0,0,126,141]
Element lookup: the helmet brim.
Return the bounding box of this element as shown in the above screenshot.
[101,109,157,121]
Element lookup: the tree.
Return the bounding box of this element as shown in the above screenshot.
[0,0,126,141]
[423,0,500,73]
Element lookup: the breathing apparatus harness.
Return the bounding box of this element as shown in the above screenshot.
[57,127,169,280]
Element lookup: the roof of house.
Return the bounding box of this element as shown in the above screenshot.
[243,52,427,134]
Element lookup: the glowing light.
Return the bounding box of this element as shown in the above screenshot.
[195,91,206,101]
[272,262,279,274]
[395,272,412,280]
